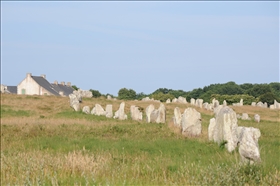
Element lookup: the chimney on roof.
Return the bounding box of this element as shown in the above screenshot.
[61,81,65,86]
[67,82,71,87]
[54,81,58,85]
[41,74,46,79]
[27,73,32,77]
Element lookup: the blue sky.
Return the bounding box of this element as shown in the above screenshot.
[1,2,279,96]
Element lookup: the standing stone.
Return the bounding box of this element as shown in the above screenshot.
[213,106,238,152]
[166,99,171,104]
[73,90,83,102]
[146,104,155,123]
[274,100,280,109]
[105,104,113,118]
[91,106,96,115]
[107,95,112,100]
[263,102,267,108]
[82,106,90,114]
[95,104,106,116]
[214,105,224,117]
[190,98,195,105]
[254,114,260,123]
[257,102,264,107]
[223,100,227,106]
[251,102,256,106]
[237,127,261,164]
[270,105,275,109]
[213,99,219,108]
[203,102,209,110]
[240,99,243,106]
[173,107,182,127]
[207,103,214,111]
[113,102,127,120]
[196,99,203,108]
[178,96,187,104]
[172,98,178,103]
[241,113,250,120]
[69,94,80,111]
[157,103,166,123]
[130,105,143,121]
[181,108,202,136]
[208,118,216,141]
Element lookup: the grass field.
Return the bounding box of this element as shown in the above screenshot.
[1,94,280,185]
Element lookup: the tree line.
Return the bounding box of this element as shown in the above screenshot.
[72,81,280,106]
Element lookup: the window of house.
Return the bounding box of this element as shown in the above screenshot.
[21,89,26,95]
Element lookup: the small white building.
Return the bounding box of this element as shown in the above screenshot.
[17,73,74,96]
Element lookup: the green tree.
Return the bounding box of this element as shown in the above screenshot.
[151,92,175,102]
[89,89,101,98]
[118,88,136,100]
[72,85,79,90]
[259,92,279,106]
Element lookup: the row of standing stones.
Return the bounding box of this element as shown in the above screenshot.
[69,93,279,164]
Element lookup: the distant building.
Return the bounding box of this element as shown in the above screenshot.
[17,73,74,96]
[0,85,17,94]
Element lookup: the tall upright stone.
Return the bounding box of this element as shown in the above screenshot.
[223,100,227,106]
[213,106,238,152]
[254,114,260,123]
[240,99,243,106]
[69,93,80,111]
[190,98,195,105]
[237,127,261,164]
[114,102,127,120]
[208,118,216,141]
[82,106,90,114]
[105,104,113,118]
[95,104,106,116]
[166,99,171,104]
[173,107,182,127]
[181,108,202,136]
[178,96,187,104]
[130,105,143,121]
[146,104,155,123]
[251,102,256,106]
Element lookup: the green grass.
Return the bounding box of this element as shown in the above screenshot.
[1,95,280,185]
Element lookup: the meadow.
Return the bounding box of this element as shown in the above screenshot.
[1,94,279,185]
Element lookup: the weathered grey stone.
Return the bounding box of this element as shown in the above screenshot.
[207,103,214,111]
[91,107,96,115]
[241,113,251,120]
[237,127,261,164]
[254,114,260,123]
[190,98,195,105]
[240,99,243,106]
[166,99,171,103]
[208,118,216,141]
[105,104,113,118]
[196,99,203,108]
[263,102,267,108]
[213,106,238,152]
[270,105,275,109]
[203,102,208,110]
[173,107,182,127]
[213,100,220,108]
[214,105,224,117]
[130,105,143,121]
[274,100,280,109]
[72,90,83,102]
[69,94,80,111]
[236,114,242,119]
[178,96,187,104]
[149,103,166,123]
[113,102,127,120]
[172,98,178,103]
[107,95,112,100]
[142,97,150,101]
[146,104,155,123]
[223,100,227,106]
[181,108,202,136]
[251,102,256,106]
[257,102,264,107]
[82,106,90,114]
[94,104,106,116]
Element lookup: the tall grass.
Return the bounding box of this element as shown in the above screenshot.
[1,94,280,185]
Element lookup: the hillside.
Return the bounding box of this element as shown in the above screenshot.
[1,94,280,185]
